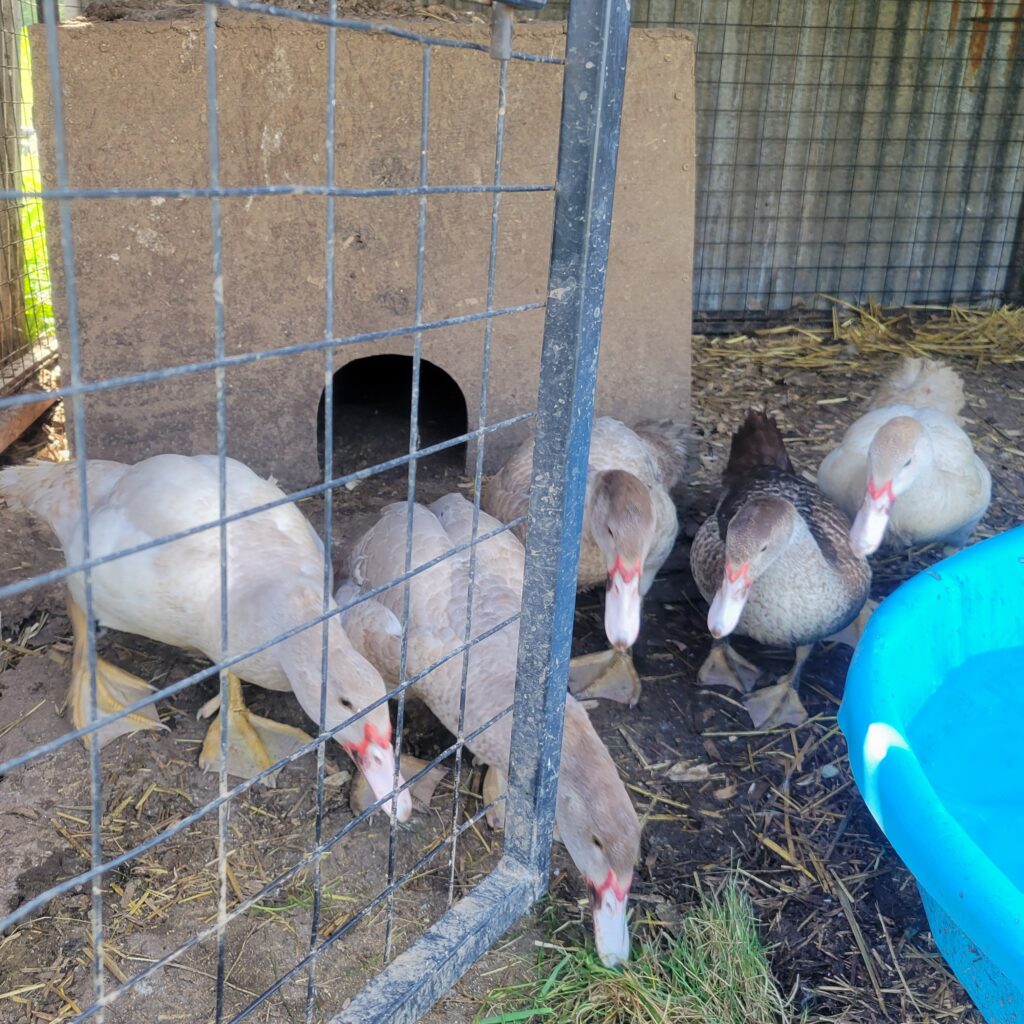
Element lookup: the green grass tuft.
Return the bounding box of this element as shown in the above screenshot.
[478,878,792,1024]
[252,876,356,917]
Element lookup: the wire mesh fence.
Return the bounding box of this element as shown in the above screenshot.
[0,0,54,395]
[496,0,1024,325]
[0,0,632,1021]
[682,0,1024,322]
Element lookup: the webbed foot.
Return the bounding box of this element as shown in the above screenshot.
[198,675,311,787]
[697,641,764,694]
[568,649,642,707]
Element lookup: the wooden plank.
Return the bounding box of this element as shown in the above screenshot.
[0,392,56,454]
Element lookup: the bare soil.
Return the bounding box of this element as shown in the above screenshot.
[3,335,1021,1023]
[78,0,489,25]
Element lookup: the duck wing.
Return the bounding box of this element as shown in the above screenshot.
[631,418,688,489]
[868,357,965,422]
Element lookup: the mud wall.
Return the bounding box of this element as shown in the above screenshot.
[31,13,695,488]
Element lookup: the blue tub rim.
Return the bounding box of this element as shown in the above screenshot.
[838,526,1024,1003]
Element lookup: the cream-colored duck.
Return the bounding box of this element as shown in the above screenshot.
[817,357,991,556]
[0,455,410,818]
[690,412,871,729]
[483,416,686,706]
[335,494,641,967]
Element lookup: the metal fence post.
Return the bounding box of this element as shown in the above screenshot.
[503,0,632,887]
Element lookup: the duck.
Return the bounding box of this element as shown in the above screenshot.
[335,493,641,967]
[0,454,411,819]
[690,411,872,729]
[483,416,687,707]
[817,357,991,556]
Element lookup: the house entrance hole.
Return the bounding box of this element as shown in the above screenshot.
[317,355,469,485]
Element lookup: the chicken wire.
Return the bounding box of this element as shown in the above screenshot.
[0,0,632,1020]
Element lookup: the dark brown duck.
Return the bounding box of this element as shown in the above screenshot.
[690,411,872,729]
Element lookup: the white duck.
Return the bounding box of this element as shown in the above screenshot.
[817,357,991,556]
[0,455,410,818]
[335,494,641,967]
[483,416,686,705]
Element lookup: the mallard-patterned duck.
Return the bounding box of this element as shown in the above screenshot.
[690,412,871,729]
[817,357,991,556]
[0,455,410,817]
[483,416,687,706]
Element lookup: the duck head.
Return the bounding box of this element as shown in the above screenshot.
[708,496,798,638]
[338,705,412,824]
[558,707,642,968]
[280,593,412,822]
[850,416,931,557]
[589,470,655,652]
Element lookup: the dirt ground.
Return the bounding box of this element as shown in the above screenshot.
[3,322,1022,1023]
[79,0,488,25]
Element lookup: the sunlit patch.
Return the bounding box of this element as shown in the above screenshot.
[861,721,910,829]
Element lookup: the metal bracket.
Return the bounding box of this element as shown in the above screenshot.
[490,0,548,62]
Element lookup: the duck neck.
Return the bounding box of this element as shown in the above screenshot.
[263,577,339,711]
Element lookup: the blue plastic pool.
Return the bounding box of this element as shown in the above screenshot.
[839,526,1024,1024]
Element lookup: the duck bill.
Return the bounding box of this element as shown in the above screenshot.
[850,486,893,557]
[345,726,412,822]
[590,887,630,968]
[605,565,642,651]
[708,567,750,639]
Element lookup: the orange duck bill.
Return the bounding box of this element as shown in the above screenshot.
[343,721,412,822]
[849,477,894,556]
[588,869,631,968]
[708,559,752,639]
[605,556,643,651]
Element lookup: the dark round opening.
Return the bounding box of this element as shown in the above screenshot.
[317,354,468,484]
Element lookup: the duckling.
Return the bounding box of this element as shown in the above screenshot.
[690,412,871,729]
[817,357,991,556]
[484,416,686,706]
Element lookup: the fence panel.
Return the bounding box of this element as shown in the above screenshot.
[0,0,632,1020]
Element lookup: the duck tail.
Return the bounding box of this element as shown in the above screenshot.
[870,356,966,421]
[0,460,77,526]
[632,418,689,488]
[723,410,794,485]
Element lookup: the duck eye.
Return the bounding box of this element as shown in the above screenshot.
[339,697,354,711]
[903,457,912,468]
[592,835,604,850]
[760,543,768,553]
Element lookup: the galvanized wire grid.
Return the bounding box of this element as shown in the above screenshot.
[0,0,631,1021]
[507,0,1024,322]
[0,0,54,394]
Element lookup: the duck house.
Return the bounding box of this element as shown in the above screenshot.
[30,11,695,489]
